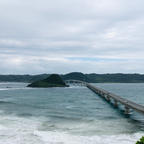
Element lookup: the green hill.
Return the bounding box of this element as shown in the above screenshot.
[28,74,67,88]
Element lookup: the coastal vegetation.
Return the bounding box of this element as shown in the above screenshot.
[136,136,144,144]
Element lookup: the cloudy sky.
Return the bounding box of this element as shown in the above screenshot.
[0,0,144,74]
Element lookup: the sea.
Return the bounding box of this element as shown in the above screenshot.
[0,82,144,144]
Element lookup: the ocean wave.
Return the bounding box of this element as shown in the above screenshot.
[0,87,32,91]
[0,112,143,144]
[0,114,44,144]
[0,88,10,91]
[34,130,144,144]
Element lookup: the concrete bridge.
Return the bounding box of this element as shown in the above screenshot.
[65,80,144,115]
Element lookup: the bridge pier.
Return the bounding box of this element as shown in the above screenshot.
[114,100,118,107]
[106,96,111,102]
[101,93,105,98]
[124,106,130,114]
[100,91,103,96]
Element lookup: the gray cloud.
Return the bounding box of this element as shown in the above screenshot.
[0,0,144,74]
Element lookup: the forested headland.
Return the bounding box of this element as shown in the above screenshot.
[1,72,144,83]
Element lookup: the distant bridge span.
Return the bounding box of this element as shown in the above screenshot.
[65,80,144,115]
[65,79,87,87]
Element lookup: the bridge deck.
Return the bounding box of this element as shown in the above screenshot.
[87,83,144,114]
[64,79,144,114]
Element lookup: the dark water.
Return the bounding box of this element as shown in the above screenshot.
[0,82,143,144]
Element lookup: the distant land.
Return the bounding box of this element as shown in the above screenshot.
[1,72,144,83]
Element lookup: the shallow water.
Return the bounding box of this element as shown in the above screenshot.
[0,82,143,144]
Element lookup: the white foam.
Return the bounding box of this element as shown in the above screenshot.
[0,88,9,91]
[0,114,44,144]
[0,111,143,144]
[35,130,144,144]
[0,124,6,130]
[0,114,143,144]
[68,86,86,89]
[0,87,32,91]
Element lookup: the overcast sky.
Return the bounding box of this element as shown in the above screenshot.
[0,0,144,74]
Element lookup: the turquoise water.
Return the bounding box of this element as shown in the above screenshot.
[0,82,143,144]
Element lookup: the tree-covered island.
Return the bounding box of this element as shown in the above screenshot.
[27,74,68,88]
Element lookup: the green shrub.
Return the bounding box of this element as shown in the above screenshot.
[136,136,144,144]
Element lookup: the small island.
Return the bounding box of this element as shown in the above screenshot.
[27,74,68,88]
